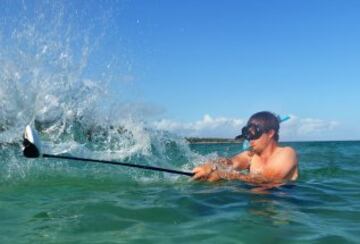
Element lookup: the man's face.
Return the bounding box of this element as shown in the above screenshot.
[250,129,274,154]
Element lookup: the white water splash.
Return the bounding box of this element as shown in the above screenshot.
[0,1,201,182]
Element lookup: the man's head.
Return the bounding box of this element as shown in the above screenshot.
[247,111,280,141]
[237,111,280,153]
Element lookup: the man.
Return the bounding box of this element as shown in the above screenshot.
[192,111,298,186]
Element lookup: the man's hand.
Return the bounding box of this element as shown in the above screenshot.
[192,163,215,181]
[207,170,222,182]
[192,163,223,182]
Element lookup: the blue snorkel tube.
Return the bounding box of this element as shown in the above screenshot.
[241,115,290,151]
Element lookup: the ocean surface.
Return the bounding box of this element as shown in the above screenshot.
[1,140,359,244]
[1,2,359,243]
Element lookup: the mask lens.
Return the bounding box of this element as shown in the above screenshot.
[242,124,263,140]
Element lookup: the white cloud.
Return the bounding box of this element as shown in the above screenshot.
[152,114,245,138]
[279,115,340,141]
[152,114,340,141]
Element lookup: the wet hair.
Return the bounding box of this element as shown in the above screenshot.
[248,111,280,141]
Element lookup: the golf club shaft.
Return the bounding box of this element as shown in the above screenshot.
[42,154,195,177]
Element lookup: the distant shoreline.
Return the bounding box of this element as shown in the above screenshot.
[185,137,243,144]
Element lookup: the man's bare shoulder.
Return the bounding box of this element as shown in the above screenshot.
[282,146,297,157]
[273,146,298,164]
[264,146,298,180]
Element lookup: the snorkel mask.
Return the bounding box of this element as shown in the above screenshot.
[235,115,290,150]
[240,123,266,141]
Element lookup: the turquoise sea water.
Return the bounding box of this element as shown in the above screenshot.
[1,2,359,243]
[1,141,359,243]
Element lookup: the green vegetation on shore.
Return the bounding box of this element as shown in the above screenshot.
[185,137,243,144]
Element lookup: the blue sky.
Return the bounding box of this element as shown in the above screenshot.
[115,1,360,140]
[2,1,360,141]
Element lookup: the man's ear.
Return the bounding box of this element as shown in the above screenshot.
[267,129,276,139]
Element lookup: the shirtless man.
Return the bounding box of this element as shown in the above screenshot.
[192,111,298,185]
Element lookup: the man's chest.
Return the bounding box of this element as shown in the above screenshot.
[249,157,273,176]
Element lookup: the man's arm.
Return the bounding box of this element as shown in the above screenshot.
[207,170,278,184]
[192,151,252,180]
[230,151,253,170]
[211,151,252,169]
[207,147,298,183]
[262,147,298,180]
